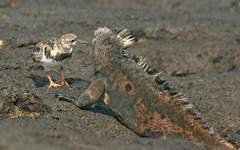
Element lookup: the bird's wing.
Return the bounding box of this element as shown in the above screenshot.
[47,39,72,62]
[53,52,72,61]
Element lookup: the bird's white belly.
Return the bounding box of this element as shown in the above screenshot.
[41,56,61,71]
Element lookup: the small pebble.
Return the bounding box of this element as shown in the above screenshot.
[0,40,3,47]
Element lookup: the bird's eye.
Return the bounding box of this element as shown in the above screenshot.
[33,47,40,53]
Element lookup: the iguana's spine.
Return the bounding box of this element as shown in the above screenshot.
[116,27,206,128]
[131,54,238,150]
[115,28,238,150]
[114,27,136,49]
[133,56,240,150]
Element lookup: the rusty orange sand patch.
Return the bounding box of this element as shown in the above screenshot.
[0,40,3,47]
[1,93,51,118]
[9,106,40,118]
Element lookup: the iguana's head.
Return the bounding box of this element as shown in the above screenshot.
[92,27,114,49]
[92,27,135,60]
[92,27,115,60]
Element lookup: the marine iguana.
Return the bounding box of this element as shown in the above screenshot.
[55,27,238,150]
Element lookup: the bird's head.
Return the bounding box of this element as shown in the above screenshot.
[59,33,89,51]
[59,33,78,49]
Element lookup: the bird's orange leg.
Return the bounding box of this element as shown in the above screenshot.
[56,67,69,86]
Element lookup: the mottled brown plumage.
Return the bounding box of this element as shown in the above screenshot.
[32,33,87,88]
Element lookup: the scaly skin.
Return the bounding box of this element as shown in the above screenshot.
[55,27,238,150]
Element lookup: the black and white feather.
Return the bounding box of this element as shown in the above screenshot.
[32,33,78,71]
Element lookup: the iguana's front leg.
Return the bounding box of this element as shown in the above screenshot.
[57,79,106,108]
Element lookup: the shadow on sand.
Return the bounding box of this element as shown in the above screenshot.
[29,74,90,88]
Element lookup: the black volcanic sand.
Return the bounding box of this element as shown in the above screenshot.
[0,0,240,149]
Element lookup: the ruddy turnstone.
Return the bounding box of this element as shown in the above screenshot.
[32,33,88,88]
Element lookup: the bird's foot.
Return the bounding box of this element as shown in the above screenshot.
[56,80,69,87]
[47,74,61,89]
[48,81,61,89]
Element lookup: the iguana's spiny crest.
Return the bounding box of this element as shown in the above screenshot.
[92,27,135,58]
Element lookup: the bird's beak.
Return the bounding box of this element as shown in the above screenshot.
[77,39,89,45]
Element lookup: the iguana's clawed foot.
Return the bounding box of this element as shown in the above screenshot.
[103,93,110,105]
[55,79,106,108]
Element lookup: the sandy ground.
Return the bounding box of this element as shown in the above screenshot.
[0,0,240,149]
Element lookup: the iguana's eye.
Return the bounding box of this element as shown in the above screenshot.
[103,38,111,45]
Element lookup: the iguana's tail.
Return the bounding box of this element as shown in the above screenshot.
[132,55,239,150]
